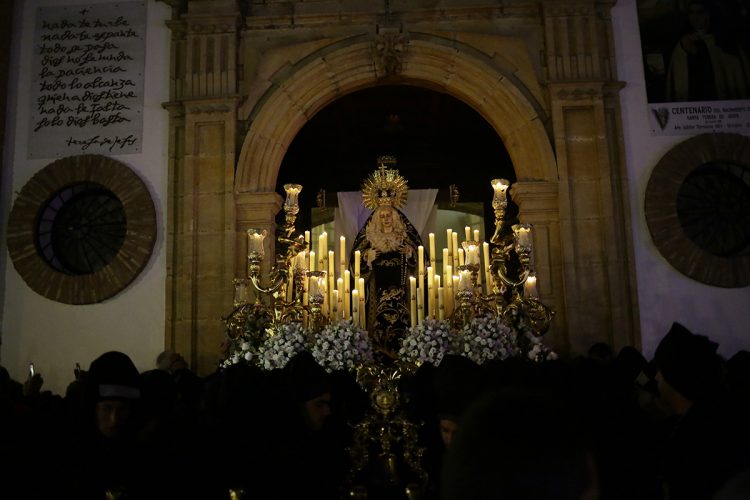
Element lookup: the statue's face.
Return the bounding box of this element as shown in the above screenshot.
[378,208,394,232]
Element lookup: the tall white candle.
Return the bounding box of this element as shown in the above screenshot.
[354,250,361,280]
[427,266,434,319]
[319,232,327,270]
[416,288,424,326]
[465,226,471,241]
[328,250,336,310]
[458,248,465,266]
[418,246,424,277]
[429,233,436,271]
[337,278,345,320]
[332,289,339,319]
[352,290,359,327]
[445,264,453,316]
[474,229,480,242]
[410,277,417,328]
[309,250,316,272]
[344,270,351,320]
[339,236,346,284]
[452,232,459,270]
[438,287,445,320]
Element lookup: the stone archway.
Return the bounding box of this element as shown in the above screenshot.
[233,33,567,349]
[235,34,556,194]
[165,1,639,373]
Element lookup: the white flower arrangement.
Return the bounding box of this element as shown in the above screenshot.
[221,305,273,369]
[311,319,374,373]
[221,340,257,369]
[523,330,559,362]
[398,318,456,367]
[458,315,517,365]
[257,322,310,370]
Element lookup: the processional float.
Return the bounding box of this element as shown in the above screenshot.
[223,156,555,499]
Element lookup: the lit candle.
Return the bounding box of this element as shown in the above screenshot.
[429,233,436,271]
[524,273,539,298]
[491,178,510,208]
[309,250,316,272]
[474,229,480,242]
[458,248,465,266]
[465,226,471,241]
[466,243,480,266]
[305,230,311,247]
[513,224,533,249]
[247,229,267,257]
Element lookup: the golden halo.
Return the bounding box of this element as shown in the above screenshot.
[361,156,409,210]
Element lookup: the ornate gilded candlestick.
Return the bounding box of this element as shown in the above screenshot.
[489,178,510,245]
[282,183,302,237]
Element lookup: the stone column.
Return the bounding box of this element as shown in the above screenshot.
[511,181,569,354]
[164,0,242,374]
[542,0,639,353]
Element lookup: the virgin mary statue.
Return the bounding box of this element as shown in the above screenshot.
[350,157,426,362]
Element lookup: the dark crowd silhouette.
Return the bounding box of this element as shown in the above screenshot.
[1,321,749,500]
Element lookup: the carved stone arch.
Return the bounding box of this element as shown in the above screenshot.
[235,33,557,194]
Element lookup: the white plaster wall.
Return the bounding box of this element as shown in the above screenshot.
[612,0,750,361]
[0,0,171,396]
[3,0,747,395]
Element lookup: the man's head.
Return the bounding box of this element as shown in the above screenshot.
[87,351,141,438]
[285,352,333,431]
[653,322,723,411]
[156,350,188,373]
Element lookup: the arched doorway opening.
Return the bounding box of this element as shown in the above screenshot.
[275,84,517,239]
